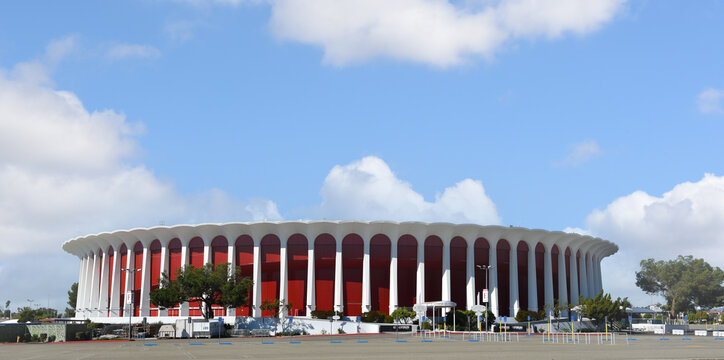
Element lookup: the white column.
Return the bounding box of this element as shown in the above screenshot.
[203,243,211,265]
[509,240,520,317]
[158,243,169,316]
[543,245,553,312]
[75,257,85,317]
[279,236,288,317]
[333,237,343,313]
[389,239,398,314]
[361,236,371,313]
[527,244,538,311]
[98,250,110,317]
[139,245,152,317]
[586,253,595,298]
[109,249,121,317]
[557,249,568,316]
[416,238,425,304]
[179,242,189,316]
[595,256,603,294]
[226,240,236,317]
[306,237,316,317]
[441,239,451,306]
[579,253,589,299]
[123,247,133,317]
[569,249,579,305]
[89,252,101,317]
[489,242,499,317]
[252,239,262,317]
[465,239,475,310]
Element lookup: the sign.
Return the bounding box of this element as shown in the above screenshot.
[471,304,486,313]
[356,316,361,323]
[412,304,426,313]
[332,315,341,320]
[289,316,293,324]
[684,315,688,322]
[422,315,426,323]
[503,316,507,323]
[527,315,530,321]
[125,291,133,305]
[218,317,223,324]
[628,315,632,324]
[482,289,489,303]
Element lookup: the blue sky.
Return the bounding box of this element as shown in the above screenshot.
[1,0,723,310]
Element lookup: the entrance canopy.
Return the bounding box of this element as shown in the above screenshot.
[415,301,457,310]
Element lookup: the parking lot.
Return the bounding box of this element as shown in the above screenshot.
[3,333,724,359]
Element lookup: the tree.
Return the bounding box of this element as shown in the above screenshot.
[14,307,58,323]
[150,262,252,320]
[578,290,630,328]
[636,256,724,316]
[390,308,416,324]
[65,282,78,318]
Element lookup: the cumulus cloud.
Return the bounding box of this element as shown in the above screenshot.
[106,43,162,60]
[578,174,724,304]
[268,0,627,67]
[698,88,724,114]
[317,156,501,224]
[555,139,601,167]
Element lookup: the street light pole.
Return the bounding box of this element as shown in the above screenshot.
[121,268,141,340]
[476,264,495,332]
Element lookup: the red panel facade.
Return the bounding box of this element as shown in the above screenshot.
[397,235,417,308]
[473,238,489,306]
[535,243,544,311]
[496,239,510,317]
[235,235,254,316]
[118,244,127,316]
[314,234,336,312]
[551,245,560,303]
[517,242,529,312]
[565,247,571,303]
[342,234,363,316]
[149,240,161,316]
[133,242,143,316]
[189,237,204,268]
[424,236,442,303]
[450,237,467,309]
[370,234,390,314]
[260,235,280,317]
[287,234,308,316]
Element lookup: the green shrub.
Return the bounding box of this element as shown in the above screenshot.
[39,333,48,342]
[337,328,345,334]
[383,315,393,323]
[311,310,342,320]
[22,333,31,342]
[48,335,56,342]
[75,331,88,341]
[31,334,39,342]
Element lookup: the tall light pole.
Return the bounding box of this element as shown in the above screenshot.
[476,264,495,331]
[121,267,141,340]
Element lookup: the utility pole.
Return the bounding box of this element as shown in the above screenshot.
[121,268,141,340]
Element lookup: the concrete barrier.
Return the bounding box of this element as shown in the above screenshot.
[694,330,708,336]
[672,329,684,335]
[653,328,664,335]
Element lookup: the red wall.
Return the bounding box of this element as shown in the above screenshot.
[370,234,390,314]
[150,240,161,315]
[188,237,204,316]
[260,235,280,316]
[473,238,489,305]
[424,236,443,302]
[287,234,308,316]
[235,235,254,316]
[342,234,363,316]
[211,236,228,266]
[517,242,529,312]
[535,243,544,311]
[450,237,467,309]
[314,234,336,311]
[496,240,510,317]
[133,242,143,316]
[118,244,127,315]
[551,245,560,303]
[397,235,417,307]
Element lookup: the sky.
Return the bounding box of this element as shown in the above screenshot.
[1,0,724,312]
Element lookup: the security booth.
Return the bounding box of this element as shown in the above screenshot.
[414,301,457,332]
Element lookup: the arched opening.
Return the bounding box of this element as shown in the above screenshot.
[424,236,443,302]
[211,236,228,267]
[551,245,560,304]
[576,250,582,298]
[287,234,308,316]
[149,240,162,316]
[118,243,128,316]
[496,239,510,317]
[188,237,205,316]
[474,238,490,306]
[107,246,114,316]
[370,234,390,314]
[314,234,336,312]
[450,237,467,309]
[517,241,529,313]
[260,234,281,317]
[133,241,143,316]
[167,239,182,316]
[96,249,103,308]
[397,235,417,308]
[235,235,254,316]
[342,234,363,316]
[535,243,545,311]
[565,247,571,304]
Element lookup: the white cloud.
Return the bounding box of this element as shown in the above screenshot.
[317,156,501,224]
[106,44,162,60]
[268,0,627,67]
[698,88,724,114]
[578,174,724,304]
[554,139,601,167]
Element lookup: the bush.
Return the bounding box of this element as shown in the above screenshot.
[516,309,545,322]
[75,331,89,341]
[22,333,31,343]
[48,335,56,342]
[31,334,40,342]
[337,328,346,334]
[383,315,394,323]
[311,310,343,320]
[39,333,48,342]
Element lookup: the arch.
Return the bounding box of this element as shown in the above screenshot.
[496,239,510,317]
[551,244,560,303]
[287,234,308,316]
[397,235,418,307]
[342,233,364,316]
[314,234,336,312]
[535,243,545,311]
[450,237,467,309]
[118,243,128,316]
[168,239,182,280]
[210,236,228,266]
[235,235,254,316]
[149,239,162,316]
[473,238,490,305]
[424,236,443,302]
[133,241,143,316]
[517,241,529,312]
[260,234,281,317]
[370,234,391,313]
[189,237,204,268]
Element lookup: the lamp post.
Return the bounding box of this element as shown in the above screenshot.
[121,267,141,340]
[476,264,495,332]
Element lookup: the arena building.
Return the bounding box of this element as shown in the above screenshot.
[62,221,617,322]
